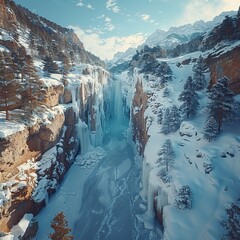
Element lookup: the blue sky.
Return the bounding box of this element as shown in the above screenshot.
[14,0,239,59]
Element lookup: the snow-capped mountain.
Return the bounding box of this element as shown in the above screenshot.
[107,47,136,68]
[144,10,236,49]
[109,10,237,67]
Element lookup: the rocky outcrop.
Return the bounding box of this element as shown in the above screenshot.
[207,46,240,93]
[132,79,149,155]
[0,109,65,231]
[43,83,64,108]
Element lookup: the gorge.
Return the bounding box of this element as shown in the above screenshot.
[0,1,240,240]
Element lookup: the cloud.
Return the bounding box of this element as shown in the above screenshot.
[69,25,146,60]
[97,14,105,19]
[105,17,111,22]
[178,0,239,26]
[105,22,115,31]
[76,1,94,10]
[86,4,94,10]
[76,1,83,7]
[140,14,151,21]
[106,0,120,13]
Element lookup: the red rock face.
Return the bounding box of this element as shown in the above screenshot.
[207,46,240,94]
[132,79,149,155]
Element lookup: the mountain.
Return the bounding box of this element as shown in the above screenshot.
[0,0,104,67]
[144,10,237,49]
[107,47,136,69]
[109,10,237,68]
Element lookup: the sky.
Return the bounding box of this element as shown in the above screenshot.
[14,0,240,60]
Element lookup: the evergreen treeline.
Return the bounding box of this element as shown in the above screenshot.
[0,50,44,121]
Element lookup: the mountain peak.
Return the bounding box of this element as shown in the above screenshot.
[144,10,237,49]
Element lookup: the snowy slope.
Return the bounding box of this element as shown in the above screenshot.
[118,45,240,239]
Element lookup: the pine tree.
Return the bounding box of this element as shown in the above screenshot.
[169,105,181,132]
[11,46,27,81]
[49,212,74,240]
[161,108,170,134]
[43,55,59,77]
[221,198,240,240]
[163,87,170,98]
[193,55,206,90]
[175,185,192,210]
[157,139,175,172]
[208,77,235,132]
[178,76,199,119]
[59,52,71,76]
[0,52,22,120]
[22,55,44,115]
[158,107,164,124]
[204,116,218,142]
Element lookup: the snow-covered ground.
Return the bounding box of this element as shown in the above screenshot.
[118,49,240,240]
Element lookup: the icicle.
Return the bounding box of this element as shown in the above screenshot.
[147,180,155,217]
[113,78,124,123]
[142,157,151,199]
[76,119,92,155]
[70,85,80,120]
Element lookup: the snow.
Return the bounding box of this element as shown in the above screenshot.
[0,115,25,138]
[11,214,33,240]
[117,43,240,239]
[0,45,9,52]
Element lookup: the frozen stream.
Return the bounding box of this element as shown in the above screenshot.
[36,121,162,240]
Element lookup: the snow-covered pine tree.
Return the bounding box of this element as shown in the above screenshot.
[192,55,206,90]
[49,212,74,240]
[161,108,170,134]
[175,185,192,210]
[178,76,199,119]
[163,87,170,98]
[169,105,181,132]
[221,198,240,240]
[158,107,164,124]
[208,76,235,132]
[157,139,175,172]
[204,116,218,142]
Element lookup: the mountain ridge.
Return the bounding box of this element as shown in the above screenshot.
[109,10,237,66]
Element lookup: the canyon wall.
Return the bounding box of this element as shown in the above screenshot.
[131,79,149,155]
[207,46,240,93]
[0,65,109,233]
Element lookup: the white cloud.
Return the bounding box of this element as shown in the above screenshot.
[86,4,94,10]
[178,0,239,26]
[140,14,151,21]
[105,17,111,22]
[105,22,115,31]
[97,14,105,19]
[76,1,95,10]
[106,0,120,13]
[69,25,146,60]
[76,1,83,7]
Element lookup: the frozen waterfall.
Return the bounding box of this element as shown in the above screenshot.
[113,78,124,123]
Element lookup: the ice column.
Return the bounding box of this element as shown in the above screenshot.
[113,78,124,123]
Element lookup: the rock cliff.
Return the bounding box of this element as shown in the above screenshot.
[131,79,149,155]
[207,46,240,93]
[0,65,109,232]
